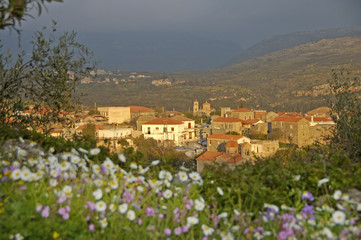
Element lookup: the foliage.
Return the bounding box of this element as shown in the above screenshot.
[0,131,361,239]
[0,25,94,133]
[0,0,63,31]
[327,69,361,162]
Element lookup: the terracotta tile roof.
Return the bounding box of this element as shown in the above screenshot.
[171,115,194,122]
[225,141,238,148]
[272,117,305,122]
[233,108,253,112]
[143,118,183,125]
[196,151,224,162]
[214,117,242,123]
[227,153,243,163]
[241,119,261,125]
[129,106,155,113]
[50,129,63,134]
[208,134,243,140]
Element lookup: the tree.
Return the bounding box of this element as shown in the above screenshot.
[0,24,94,133]
[0,0,63,31]
[327,69,361,162]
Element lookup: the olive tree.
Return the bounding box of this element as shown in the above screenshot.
[327,69,361,162]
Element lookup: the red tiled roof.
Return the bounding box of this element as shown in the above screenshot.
[241,119,261,125]
[196,151,224,162]
[171,115,194,122]
[50,129,63,134]
[227,153,243,163]
[129,106,155,113]
[208,134,243,140]
[233,108,253,112]
[214,117,242,123]
[143,118,183,125]
[225,141,238,148]
[272,117,305,122]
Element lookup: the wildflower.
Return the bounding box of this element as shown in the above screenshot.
[202,224,215,236]
[318,178,329,187]
[323,227,334,238]
[103,158,114,170]
[127,210,136,221]
[119,203,128,214]
[189,172,201,181]
[92,189,103,200]
[332,210,346,225]
[138,166,149,174]
[174,227,182,235]
[41,206,50,218]
[130,162,138,169]
[220,231,234,240]
[53,231,59,239]
[163,189,173,199]
[233,209,240,216]
[187,216,199,227]
[78,147,88,154]
[293,175,301,181]
[89,224,95,231]
[146,207,155,217]
[95,201,107,212]
[217,187,224,196]
[194,199,205,211]
[70,155,81,165]
[14,233,24,240]
[118,153,126,163]
[165,172,173,181]
[158,170,166,179]
[92,165,101,174]
[62,185,73,198]
[89,148,101,156]
[178,171,188,182]
[109,204,116,212]
[109,179,119,189]
[20,168,31,182]
[60,161,70,171]
[219,212,228,218]
[99,218,108,228]
[11,169,21,180]
[301,191,314,201]
[357,203,361,212]
[164,228,172,236]
[150,160,160,166]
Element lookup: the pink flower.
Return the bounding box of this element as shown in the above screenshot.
[174,227,182,235]
[57,195,67,204]
[62,213,69,220]
[41,206,50,218]
[164,228,172,236]
[36,205,43,212]
[89,224,95,231]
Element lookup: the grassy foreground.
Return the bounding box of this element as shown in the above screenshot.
[0,130,361,239]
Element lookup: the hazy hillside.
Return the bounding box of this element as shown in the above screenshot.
[80,35,361,113]
[229,28,361,65]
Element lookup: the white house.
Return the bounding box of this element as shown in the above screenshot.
[95,128,132,140]
[142,118,185,145]
[171,115,196,141]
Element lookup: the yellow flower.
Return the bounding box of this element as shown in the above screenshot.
[18,181,24,185]
[53,232,60,239]
[0,208,4,214]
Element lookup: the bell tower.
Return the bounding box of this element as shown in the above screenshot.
[193,100,199,114]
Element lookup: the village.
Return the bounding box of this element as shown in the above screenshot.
[33,100,335,173]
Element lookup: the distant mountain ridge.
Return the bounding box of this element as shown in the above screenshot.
[229,28,361,66]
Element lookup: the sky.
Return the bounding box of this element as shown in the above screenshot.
[21,0,361,48]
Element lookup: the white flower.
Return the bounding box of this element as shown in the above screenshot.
[109,204,116,212]
[220,231,234,240]
[186,216,199,227]
[60,161,70,171]
[49,179,58,187]
[332,210,346,225]
[357,203,361,212]
[11,169,21,180]
[95,201,107,212]
[92,164,101,174]
[178,171,188,182]
[109,179,119,190]
[78,147,88,154]
[194,199,205,211]
[341,194,349,201]
[202,224,215,236]
[93,189,103,200]
[71,148,79,155]
[318,178,329,187]
[189,172,201,181]
[99,218,108,228]
[233,209,240,216]
[218,212,228,218]
[138,166,149,174]
[165,171,173,181]
[130,162,137,169]
[89,148,101,156]
[103,158,114,170]
[119,203,128,214]
[322,227,334,238]
[118,153,126,163]
[94,178,103,187]
[14,233,24,240]
[217,187,224,196]
[62,185,73,198]
[70,155,81,165]
[293,175,301,181]
[150,160,160,166]
[126,210,136,221]
[163,189,173,199]
[158,170,166,179]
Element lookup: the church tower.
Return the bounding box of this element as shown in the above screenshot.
[193,100,199,114]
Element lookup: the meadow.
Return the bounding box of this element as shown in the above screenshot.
[0,127,360,240]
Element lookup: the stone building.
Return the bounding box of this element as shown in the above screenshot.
[207,134,250,151]
[231,108,254,120]
[211,117,243,134]
[193,100,214,116]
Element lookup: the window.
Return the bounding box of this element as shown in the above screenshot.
[244,116,247,120]
[171,127,174,131]
[188,123,191,128]
[290,125,293,129]
[147,127,151,134]
[209,140,212,145]
[156,127,159,130]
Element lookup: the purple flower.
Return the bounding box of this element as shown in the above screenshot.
[58,207,66,215]
[137,218,142,225]
[182,225,189,233]
[20,185,27,191]
[164,228,171,236]
[146,207,155,217]
[302,204,315,215]
[174,227,182,235]
[301,192,314,201]
[158,214,164,219]
[85,201,96,211]
[36,205,43,212]
[41,206,50,218]
[277,231,289,240]
[100,165,106,174]
[62,212,70,220]
[89,224,95,231]
[57,195,67,204]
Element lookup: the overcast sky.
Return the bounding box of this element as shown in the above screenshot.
[20,0,361,48]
